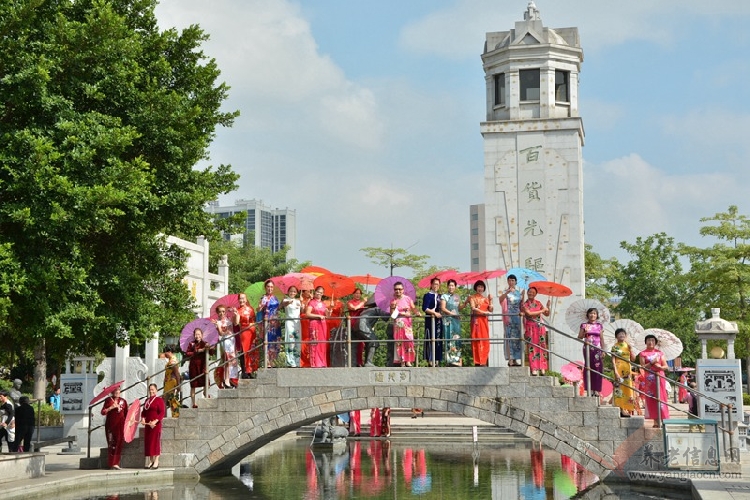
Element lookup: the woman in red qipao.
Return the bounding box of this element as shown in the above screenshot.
[101,387,127,469]
[187,328,213,408]
[234,293,257,378]
[468,280,493,366]
[141,383,165,469]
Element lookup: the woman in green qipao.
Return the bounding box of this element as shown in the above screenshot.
[610,328,637,417]
[440,279,463,366]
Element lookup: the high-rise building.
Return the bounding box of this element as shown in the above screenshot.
[474,3,585,369]
[207,199,297,259]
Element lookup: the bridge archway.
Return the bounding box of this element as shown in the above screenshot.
[163,367,661,479]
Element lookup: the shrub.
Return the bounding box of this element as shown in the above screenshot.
[36,402,64,426]
[743,393,750,407]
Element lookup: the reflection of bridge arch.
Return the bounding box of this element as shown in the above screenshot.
[159,367,664,479]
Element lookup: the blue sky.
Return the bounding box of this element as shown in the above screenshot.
[156,1,750,278]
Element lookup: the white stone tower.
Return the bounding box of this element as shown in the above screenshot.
[477,2,585,369]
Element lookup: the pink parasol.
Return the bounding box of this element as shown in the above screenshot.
[272,273,317,293]
[180,317,220,352]
[89,380,124,406]
[209,293,241,319]
[600,379,614,398]
[454,271,479,286]
[560,362,584,382]
[677,367,695,372]
[298,278,315,291]
[123,398,141,443]
[418,270,458,288]
[374,276,416,313]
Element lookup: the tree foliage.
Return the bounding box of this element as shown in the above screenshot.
[681,205,750,362]
[610,233,701,364]
[583,243,618,305]
[209,238,307,295]
[0,0,238,394]
[360,246,429,277]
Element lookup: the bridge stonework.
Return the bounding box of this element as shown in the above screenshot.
[158,367,664,480]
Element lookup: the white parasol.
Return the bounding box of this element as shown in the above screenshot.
[632,328,683,361]
[602,319,644,353]
[565,298,610,334]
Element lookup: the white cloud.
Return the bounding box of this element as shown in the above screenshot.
[583,154,744,260]
[400,0,750,58]
[155,0,384,150]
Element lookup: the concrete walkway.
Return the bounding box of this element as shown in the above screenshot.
[2,413,749,499]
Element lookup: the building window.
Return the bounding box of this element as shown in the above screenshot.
[471,213,478,221]
[472,258,479,265]
[471,228,478,236]
[472,243,479,251]
[520,69,540,101]
[555,70,569,102]
[493,73,505,106]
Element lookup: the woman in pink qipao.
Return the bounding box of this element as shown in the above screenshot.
[390,281,420,366]
[638,334,670,427]
[305,286,330,367]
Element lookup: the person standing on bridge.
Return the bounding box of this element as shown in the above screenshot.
[422,278,443,366]
[391,282,420,367]
[522,286,550,375]
[469,280,494,366]
[305,286,330,367]
[234,292,257,378]
[498,275,523,366]
[258,279,282,366]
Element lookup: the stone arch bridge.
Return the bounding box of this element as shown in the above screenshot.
[152,367,664,479]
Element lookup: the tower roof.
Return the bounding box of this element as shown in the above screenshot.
[484,1,580,54]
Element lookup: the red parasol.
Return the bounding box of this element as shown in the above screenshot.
[89,380,124,406]
[180,317,220,352]
[373,276,416,313]
[454,271,479,286]
[300,265,331,276]
[560,362,583,382]
[313,273,356,298]
[349,274,383,288]
[123,398,141,443]
[471,269,507,281]
[528,281,572,297]
[417,270,458,288]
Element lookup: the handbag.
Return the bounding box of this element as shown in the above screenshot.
[6,418,15,443]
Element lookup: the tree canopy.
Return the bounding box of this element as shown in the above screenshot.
[0,0,238,395]
[360,246,429,277]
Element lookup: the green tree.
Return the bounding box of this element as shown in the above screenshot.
[209,238,307,295]
[584,243,618,304]
[360,246,429,277]
[611,233,700,365]
[681,205,750,371]
[0,0,238,398]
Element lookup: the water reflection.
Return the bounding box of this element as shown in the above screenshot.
[88,439,688,500]
[238,438,593,499]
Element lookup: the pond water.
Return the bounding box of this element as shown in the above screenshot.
[89,438,691,499]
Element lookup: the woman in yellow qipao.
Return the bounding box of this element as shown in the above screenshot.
[610,328,637,417]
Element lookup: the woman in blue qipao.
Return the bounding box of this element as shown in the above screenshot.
[498,274,524,366]
[258,279,282,365]
[422,278,444,366]
[440,279,463,366]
